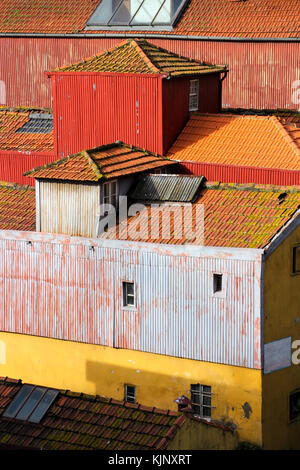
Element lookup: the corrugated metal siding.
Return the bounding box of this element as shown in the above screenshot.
[40,181,100,237]
[0,37,298,110]
[0,152,56,186]
[180,161,300,186]
[55,73,162,157]
[0,231,262,369]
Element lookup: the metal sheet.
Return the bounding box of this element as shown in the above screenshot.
[0,152,56,186]
[0,230,262,369]
[0,37,298,110]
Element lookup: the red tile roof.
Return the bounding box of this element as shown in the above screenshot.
[0,0,298,39]
[0,377,186,450]
[0,107,54,153]
[53,39,226,75]
[168,113,300,171]
[25,142,176,181]
[0,182,35,231]
[100,181,300,249]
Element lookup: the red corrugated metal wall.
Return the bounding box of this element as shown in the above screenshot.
[0,37,299,110]
[54,73,163,157]
[180,161,300,186]
[0,152,56,185]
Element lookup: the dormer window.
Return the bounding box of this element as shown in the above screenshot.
[86,0,188,29]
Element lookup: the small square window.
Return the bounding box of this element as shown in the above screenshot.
[290,391,300,421]
[189,79,199,112]
[123,281,135,307]
[213,274,223,293]
[125,385,136,404]
[292,246,300,274]
[190,384,212,418]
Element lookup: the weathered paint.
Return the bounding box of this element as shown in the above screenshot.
[262,221,300,450]
[0,230,262,368]
[0,36,299,110]
[0,331,263,445]
[39,181,100,237]
[180,161,300,186]
[0,152,56,186]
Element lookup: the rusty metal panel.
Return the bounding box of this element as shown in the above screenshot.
[0,231,262,369]
[0,152,56,186]
[54,73,162,157]
[179,161,300,186]
[0,36,298,110]
[39,181,100,237]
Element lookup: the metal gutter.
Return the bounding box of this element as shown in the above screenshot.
[0,32,299,42]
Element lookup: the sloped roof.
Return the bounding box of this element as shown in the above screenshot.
[0,182,35,231]
[0,0,298,39]
[0,108,54,153]
[100,181,300,248]
[0,377,185,450]
[53,39,225,75]
[168,113,300,171]
[25,142,175,181]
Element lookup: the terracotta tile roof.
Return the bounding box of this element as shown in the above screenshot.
[0,182,35,231]
[0,377,185,450]
[168,113,300,171]
[53,39,226,75]
[0,0,100,34]
[0,0,298,39]
[100,181,300,249]
[25,142,176,181]
[0,107,54,153]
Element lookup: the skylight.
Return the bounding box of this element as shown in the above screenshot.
[17,113,53,134]
[86,0,188,29]
[3,385,59,423]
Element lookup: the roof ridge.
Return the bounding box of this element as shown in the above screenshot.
[270,115,300,156]
[131,40,161,74]
[83,150,103,180]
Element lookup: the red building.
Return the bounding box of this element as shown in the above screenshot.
[0,0,299,111]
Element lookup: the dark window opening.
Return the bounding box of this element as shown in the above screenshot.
[123,281,135,307]
[191,384,212,418]
[125,385,136,403]
[213,273,223,293]
[292,246,300,274]
[290,391,300,421]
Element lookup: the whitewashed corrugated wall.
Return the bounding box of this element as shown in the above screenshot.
[0,231,263,369]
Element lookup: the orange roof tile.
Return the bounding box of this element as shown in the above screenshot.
[25,142,176,181]
[53,39,225,76]
[168,113,300,171]
[100,182,300,249]
[0,108,54,153]
[0,0,298,39]
[0,182,35,231]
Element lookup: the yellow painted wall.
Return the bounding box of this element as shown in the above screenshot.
[0,331,261,446]
[263,222,300,449]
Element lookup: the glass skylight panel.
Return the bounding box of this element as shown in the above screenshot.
[2,385,59,423]
[2,385,34,418]
[86,0,188,27]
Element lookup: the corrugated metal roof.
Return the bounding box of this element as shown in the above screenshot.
[130,174,206,202]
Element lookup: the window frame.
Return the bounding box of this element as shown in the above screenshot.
[85,0,189,30]
[211,272,226,298]
[122,281,136,309]
[291,244,300,275]
[103,180,118,209]
[190,383,212,419]
[124,384,136,404]
[189,79,199,112]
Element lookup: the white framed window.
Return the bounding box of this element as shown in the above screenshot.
[123,281,135,307]
[103,180,118,207]
[189,79,199,112]
[125,385,136,403]
[190,384,212,418]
